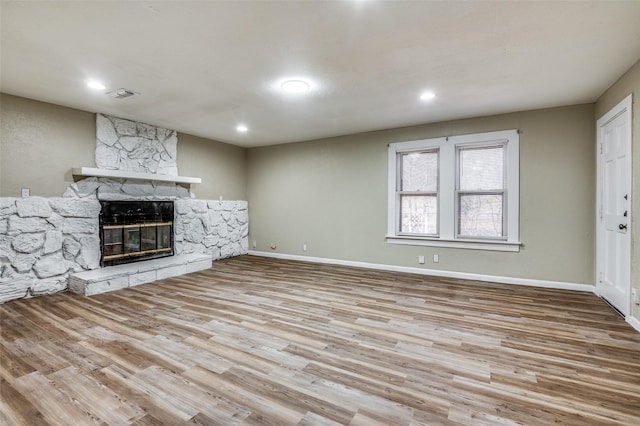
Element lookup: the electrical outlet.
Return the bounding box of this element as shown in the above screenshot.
[418,255,425,264]
[433,254,439,263]
[632,288,639,305]
[303,244,307,252]
[21,188,30,198]
[252,240,257,249]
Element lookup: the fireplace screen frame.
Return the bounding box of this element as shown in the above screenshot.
[99,201,174,267]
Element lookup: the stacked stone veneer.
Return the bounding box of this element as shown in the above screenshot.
[175,199,248,260]
[0,196,101,301]
[0,178,248,303]
[96,114,178,175]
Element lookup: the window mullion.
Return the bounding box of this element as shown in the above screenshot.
[440,143,455,240]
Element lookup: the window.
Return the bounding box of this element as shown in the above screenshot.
[399,150,438,235]
[387,130,520,251]
[457,144,504,238]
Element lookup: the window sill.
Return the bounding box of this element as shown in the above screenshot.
[385,235,521,252]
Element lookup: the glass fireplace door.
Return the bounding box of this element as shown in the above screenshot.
[103,227,124,258]
[100,201,174,266]
[157,224,172,250]
[123,226,141,254]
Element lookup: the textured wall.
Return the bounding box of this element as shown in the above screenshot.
[176,133,247,201]
[0,94,95,197]
[0,94,247,200]
[247,104,596,285]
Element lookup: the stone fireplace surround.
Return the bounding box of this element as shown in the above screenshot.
[0,179,248,303]
[0,114,249,303]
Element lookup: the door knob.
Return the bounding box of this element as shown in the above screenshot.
[619,224,627,230]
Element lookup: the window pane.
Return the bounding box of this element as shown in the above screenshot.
[459,194,503,237]
[459,146,504,191]
[400,195,437,234]
[401,151,438,192]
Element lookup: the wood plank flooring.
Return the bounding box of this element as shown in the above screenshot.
[1,255,639,425]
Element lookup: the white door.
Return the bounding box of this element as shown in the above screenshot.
[596,94,632,316]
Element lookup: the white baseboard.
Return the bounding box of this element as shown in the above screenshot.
[594,290,640,333]
[627,315,640,333]
[247,251,594,293]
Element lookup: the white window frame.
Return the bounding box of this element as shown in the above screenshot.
[397,148,440,237]
[387,129,521,252]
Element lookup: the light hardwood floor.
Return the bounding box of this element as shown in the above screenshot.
[1,255,639,425]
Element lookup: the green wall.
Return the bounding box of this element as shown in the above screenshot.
[0,93,95,197]
[0,93,247,200]
[248,104,596,285]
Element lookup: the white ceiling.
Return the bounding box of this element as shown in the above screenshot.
[2,1,640,148]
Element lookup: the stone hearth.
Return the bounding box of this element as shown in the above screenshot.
[69,253,212,296]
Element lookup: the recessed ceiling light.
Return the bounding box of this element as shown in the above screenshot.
[236,124,248,133]
[281,80,311,93]
[420,91,436,101]
[87,80,106,90]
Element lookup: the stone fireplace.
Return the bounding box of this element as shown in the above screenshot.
[0,114,249,302]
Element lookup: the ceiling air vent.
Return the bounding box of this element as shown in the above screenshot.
[107,88,138,99]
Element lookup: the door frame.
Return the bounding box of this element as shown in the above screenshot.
[595,94,632,316]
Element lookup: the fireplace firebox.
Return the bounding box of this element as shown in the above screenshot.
[99,201,174,267]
